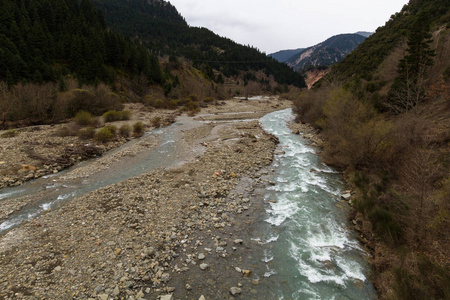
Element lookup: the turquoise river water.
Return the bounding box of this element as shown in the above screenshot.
[254,109,377,300]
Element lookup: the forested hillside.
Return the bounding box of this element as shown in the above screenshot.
[294,0,450,299]
[90,0,306,88]
[0,0,162,86]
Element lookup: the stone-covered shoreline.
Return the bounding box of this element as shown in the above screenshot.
[0,98,291,299]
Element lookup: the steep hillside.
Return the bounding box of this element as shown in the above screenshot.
[269,48,305,63]
[294,1,450,299]
[0,0,161,86]
[91,0,306,89]
[286,34,367,71]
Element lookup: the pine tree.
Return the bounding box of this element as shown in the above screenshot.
[387,13,435,113]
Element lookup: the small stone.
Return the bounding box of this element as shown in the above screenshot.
[94,285,103,293]
[97,294,108,300]
[136,289,145,298]
[185,284,192,290]
[229,287,242,296]
[113,286,120,296]
[160,295,173,300]
[161,273,170,282]
[200,263,209,270]
[198,253,205,260]
[114,248,122,255]
[234,239,243,245]
[199,296,206,300]
[243,270,251,277]
[234,267,242,273]
[251,279,259,285]
[53,266,62,272]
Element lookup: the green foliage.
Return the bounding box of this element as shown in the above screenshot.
[1,129,18,138]
[90,0,306,88]
[77,127,96,140]
[94,127,115,143]
[330,0,449,83]
[0,0,162,85]
[387,13,436,113]
[103,110,132,122]
[74,111,94,126]
[132,121,144,137]
[105,125,117,135]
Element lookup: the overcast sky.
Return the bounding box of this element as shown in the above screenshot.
[168,0,409,54]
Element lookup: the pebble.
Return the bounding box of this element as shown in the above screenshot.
[200,263,210,270]
[230,287,242,296]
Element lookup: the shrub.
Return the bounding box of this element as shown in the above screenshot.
[94,127,115,143]
[151,117,162,128]
[103,110,132,122]
[105,125,117,135]
[77,127,96,140]
[133,121,144,137]
[74,110,93,126]
[154,99,165,109]
[1,129,18,138]
[119,124,131,137]
[103,110,120,122]
[204,97,214,103]
[119,110,131,120]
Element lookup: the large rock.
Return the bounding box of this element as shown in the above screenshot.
[341,193,351,201]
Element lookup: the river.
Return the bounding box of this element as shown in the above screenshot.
[254,109,376,299]
[0,107,376,299]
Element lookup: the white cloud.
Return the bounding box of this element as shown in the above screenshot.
[169,0,408,53]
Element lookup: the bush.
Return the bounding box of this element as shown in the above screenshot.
[119,124,131,137]
[77,127,96,140]
[133,121,144,137]
[203,97,214,103]
[74,111,93,126]
[103,110,132,122]
[1,129,18,138]
[119,110,131,120]
[105,125,117,135]
[94,127,115,143]
[154,99,165,109]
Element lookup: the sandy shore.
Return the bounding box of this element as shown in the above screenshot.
[0,97,292,299]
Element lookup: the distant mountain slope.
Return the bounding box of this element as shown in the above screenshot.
[355,31,374,38]
[286,34,367,71]
[91,0,306,88]
[269,48,305,63]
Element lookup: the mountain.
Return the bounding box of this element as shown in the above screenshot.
[294,1,450,299]
[269,48,305,63]
[286,33,367,71]
[355,31,374,38]
[90,0,306,89]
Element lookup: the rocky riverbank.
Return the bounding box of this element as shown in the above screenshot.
[0,98,292,299]
[0,103,177,190]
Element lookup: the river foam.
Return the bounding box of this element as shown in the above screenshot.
[255,109,376,299]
